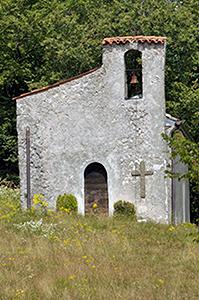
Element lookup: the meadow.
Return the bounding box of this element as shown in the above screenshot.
[0,185,199,300]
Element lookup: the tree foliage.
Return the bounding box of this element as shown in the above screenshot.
[163,131,199,222]
[0,0,198,186]
[164,132,199,191]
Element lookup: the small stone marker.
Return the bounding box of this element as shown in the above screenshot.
[131,161,153,198]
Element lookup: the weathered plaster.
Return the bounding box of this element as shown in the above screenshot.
[17,41,173,223]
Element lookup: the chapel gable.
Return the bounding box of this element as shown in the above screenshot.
[14,35,190,224]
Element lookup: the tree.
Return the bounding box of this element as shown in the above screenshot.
[0,0,198,187]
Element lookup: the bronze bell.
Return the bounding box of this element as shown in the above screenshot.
[130,72,138,85]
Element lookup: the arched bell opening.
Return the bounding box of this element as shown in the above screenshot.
[125,49,142,99]
[84,162,108,214]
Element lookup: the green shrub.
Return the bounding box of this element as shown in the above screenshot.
[113,200,136,219]
[56,193,78,214]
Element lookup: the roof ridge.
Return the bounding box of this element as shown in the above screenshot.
[102,36,166,45]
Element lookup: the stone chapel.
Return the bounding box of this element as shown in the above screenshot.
[14,36,190,224]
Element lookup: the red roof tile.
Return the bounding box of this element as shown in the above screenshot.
[102,36,166,45]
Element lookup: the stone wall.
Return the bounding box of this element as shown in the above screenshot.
[16,41,171,222]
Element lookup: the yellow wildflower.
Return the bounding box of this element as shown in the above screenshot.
[158,279,165,285]
[15,289,24,298]
[168,226,175,232]
[68,275,76,281]
[63,239,70,245]
[61,207,70,214]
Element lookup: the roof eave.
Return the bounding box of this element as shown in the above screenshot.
[13,67,100,101]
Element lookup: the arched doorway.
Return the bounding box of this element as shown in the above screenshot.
[84,162,108,214]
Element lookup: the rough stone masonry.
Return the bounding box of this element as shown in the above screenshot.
[15,36,190,223]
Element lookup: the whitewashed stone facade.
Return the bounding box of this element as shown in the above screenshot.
[15,36,190,223]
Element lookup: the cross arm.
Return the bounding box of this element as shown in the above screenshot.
[131,170,140,176]
[145,170,154,176]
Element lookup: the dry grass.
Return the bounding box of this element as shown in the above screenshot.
[0,186,199,300]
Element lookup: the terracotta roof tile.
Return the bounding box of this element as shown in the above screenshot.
[102,36,166,45]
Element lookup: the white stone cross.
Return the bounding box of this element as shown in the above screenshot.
[131,161,153,198]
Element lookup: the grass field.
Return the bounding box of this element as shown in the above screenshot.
[0,186,199,300]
